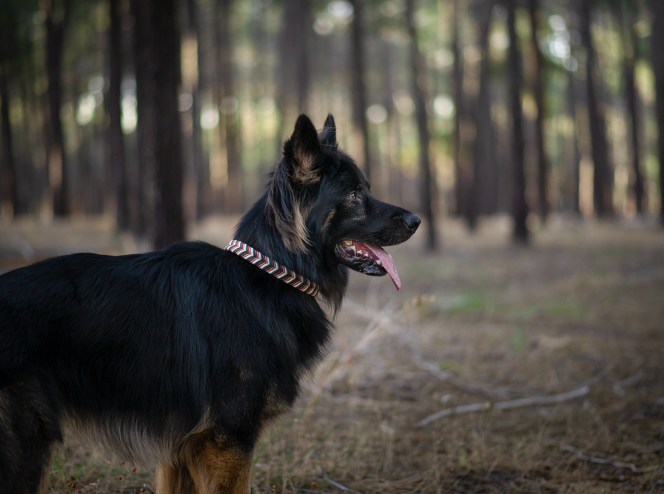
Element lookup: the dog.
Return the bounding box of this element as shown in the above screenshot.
[0,114,420,494]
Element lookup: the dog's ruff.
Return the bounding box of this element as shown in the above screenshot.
[225,240,320,297]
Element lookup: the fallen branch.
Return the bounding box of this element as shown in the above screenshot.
[613,370,643,396]
[416,385,589,427]
[562,445,660,473]
[343,299,510,400]
[323,476,363,494]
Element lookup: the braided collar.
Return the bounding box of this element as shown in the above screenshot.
[225,240,320,297]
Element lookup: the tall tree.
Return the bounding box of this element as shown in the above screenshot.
[133,0,185,248]
[217,0,242,213]
[152,0,185,248]
[452,0,471,218]
[566,65,581,214]
[276,0,311,143]
[0,66,17,217]
[651,0,664,224]
[467,0,495,230]
[615,0,645,214]
[108,0,128,229]
[132,0,156,237]
[45,0,73,217]
[349,0,371,182]
[405,0,437,250]
[185,0,209,219]
[529,0,550,221]
[580,0,614,217]
[507,0,528,243]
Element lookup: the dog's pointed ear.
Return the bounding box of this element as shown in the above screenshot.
[283,114,321,185]
[319,113,337,148]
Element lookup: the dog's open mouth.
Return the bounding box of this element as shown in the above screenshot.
[335,240,401,290]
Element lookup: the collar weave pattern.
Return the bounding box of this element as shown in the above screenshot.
[225,240,320,297]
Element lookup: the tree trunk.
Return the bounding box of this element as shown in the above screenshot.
[615,1,645,214]
[405,0,437,250]
[133,0,185,248]
[152,0,185,248]
[452,0,470,218]
[109,0,128,229]
[349,0,371,182]
[567,66,581,214]
[217,0,242,214]
[0,66,17,217]
[651,0,664,224]
[529,0,549,221]
[580,0,614,217]
[132,0,156,238]
[276,0,311,145]
[45,0,73,217]
[507,0,529,243]
[185,0,210,220]
[467,0,494,230]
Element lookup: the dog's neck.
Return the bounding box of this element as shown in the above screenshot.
[233,193,348,312]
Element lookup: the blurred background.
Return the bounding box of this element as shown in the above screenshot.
[1,0,663,250]
[2,2,664,492]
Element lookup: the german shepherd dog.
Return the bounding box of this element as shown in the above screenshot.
[0,115,420,494]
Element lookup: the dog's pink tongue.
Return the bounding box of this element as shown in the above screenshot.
[358,243,401,290]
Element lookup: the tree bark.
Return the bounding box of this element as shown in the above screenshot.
[152,0,185,248]
[349,0,371,182]
[0,66,17,217]
[452,0,470,217]
[529,0,550,221]
[132,0,156,238]
[133,0,185,248]
[405,0,437,250]
[109,0,128,229]
[185,0,210,220]
[467,0,495,230]
[615,1,645,214]
[580,0,614,217]
[651,0,664,224]
[276,0,311,146]
[217,0,242,214]
[45,0,73,217]
[507,0,529,243]
[567,66,581,214]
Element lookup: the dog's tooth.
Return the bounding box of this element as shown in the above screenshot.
[376,260,382,265]
[357,250,363,255]
[343,240,353,245]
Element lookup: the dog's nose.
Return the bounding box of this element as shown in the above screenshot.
[403,213,421,232]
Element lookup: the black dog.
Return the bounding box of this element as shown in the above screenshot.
[0,115,420,494]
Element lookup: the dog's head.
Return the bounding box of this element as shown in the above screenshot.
[267,114,420,290]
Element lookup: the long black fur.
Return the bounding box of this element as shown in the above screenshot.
[0,114,419,494]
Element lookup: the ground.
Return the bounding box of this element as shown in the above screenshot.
[1,215,663,493]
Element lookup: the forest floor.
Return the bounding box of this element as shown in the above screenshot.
[1,214,663,494]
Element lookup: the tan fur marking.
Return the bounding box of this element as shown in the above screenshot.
[156,462,196,494]
[283,202,311,254]
[294,152,320,185]
[321,209,336,233]
[183,436,252,494]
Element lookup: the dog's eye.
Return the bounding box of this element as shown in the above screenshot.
[348,192,356,201]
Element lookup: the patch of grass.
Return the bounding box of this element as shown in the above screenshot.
[438,358,464,375]
[446,290,487,313]
[544,301,587,318]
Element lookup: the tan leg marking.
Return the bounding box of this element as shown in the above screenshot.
[156,461,196,494]
[184,436,252,494]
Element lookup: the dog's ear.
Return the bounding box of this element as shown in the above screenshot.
[283,114,322,186]
[319,114,337,148]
